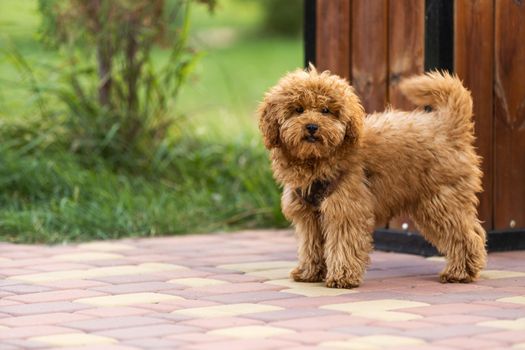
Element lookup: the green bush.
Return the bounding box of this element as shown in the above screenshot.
[32,0,214,169]
[261,0,303,37]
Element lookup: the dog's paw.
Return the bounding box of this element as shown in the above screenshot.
[439,269,475,283]
[325,272,361,289]
[290,265,325,282]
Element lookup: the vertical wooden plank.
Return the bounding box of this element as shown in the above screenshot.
[494,0,525,230]
[388,0,424,108]
[455,0,494,231]
[387,0,425,231]
[316,0,351,79]
[351,0,388,112]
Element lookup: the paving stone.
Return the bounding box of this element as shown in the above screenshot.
[5,289,106,303]
[0,325,79,339]
[172,303,283,318]
[96,324,201,340]
[319,334,426,349]
[478,317,525,330]
[0,312,92,327]
[51,252,124,262]
[76,306,150,317]
[92,282,183,294]
[65,316,165,331]
[203,290,298,304]
[167,277,229,287]
[208,325,295,339]
[74,292,183,306]
[1,230,524,349]
[30,333,117,347]
[1,301,90,315]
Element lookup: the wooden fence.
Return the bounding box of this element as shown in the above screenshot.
[305,0,525,251]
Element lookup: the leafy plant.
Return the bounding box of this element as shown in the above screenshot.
[34,0,215,168]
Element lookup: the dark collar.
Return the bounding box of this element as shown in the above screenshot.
[294,172,345,208]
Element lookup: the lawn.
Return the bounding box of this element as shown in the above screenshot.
[0,0,302,243]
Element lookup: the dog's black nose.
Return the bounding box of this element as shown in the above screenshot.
[306,124,318,134]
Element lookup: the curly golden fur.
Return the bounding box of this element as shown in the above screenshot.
[258,67,487,288]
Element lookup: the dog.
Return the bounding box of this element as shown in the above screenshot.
[258,66,486,288]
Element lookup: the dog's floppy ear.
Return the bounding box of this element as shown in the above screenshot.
[340,90,365,145]
[257,99,280,149]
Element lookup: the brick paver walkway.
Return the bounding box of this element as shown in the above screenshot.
[1,230,525,349]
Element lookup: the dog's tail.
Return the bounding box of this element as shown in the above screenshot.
[399,71,473,135]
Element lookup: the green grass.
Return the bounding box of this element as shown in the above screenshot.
[0,0,302,243]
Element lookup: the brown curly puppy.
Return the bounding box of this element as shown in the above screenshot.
[258,67,487,288]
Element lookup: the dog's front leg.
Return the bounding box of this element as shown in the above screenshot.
[282,187,326,282]
[321,183,374,288]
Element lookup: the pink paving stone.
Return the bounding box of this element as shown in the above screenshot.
[0,325,79,339]
[262,296,357,308]
[186,339,300,350]
[0,300,22,307]
[405,303,499,316]
[1,301,90,315]
[5,289,106,303]
[243,308,340,322]
[49,346,140,350]
[3,339,50,349]
[95,324,202,340]
[122,337,185,348]
[433,336,506,349]
[89,274,169,284]
[0,258,51,268]
[91,282,184,294]
[76,306,150,317]
[270,314,373,331]
[372,320,438,330]
[423,314,494,325]
[31,262,93,271]
[210,274,266,283]
[39,279,109,290]
[389,346,457,350]
[202,291,299,304]
[275,330,352,345]
[0,268,40,277]
[0,312,93,327]
[0,283,53,294]
[180,317,264,330]
[403,324,494,341]
[165,332,226,344]
[64,315,166,331]
[479,330,525,342]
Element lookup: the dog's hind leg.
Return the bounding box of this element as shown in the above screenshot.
[412,190,487,283]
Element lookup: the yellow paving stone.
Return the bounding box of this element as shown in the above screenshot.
[513,343,525,349]
[497,296,525,305]
[77,242,134,251]
[30,333,117,347]
[208,325,295,339]
[247,268,292,279]
[167,277,229,287]
[75,292,183,306]
[0,326,8,330]
[265,279,357,297]
[0,257,11,262]
[426,256,446,262]
[480,270,525,280]
[479,318,525,330]
[321,299,428,312]
[320,299,427,322]
[218,261,296,272]
[320,335,425,349]
[8,263,185,283]
[172,303,283,318]
[51,252,124,261]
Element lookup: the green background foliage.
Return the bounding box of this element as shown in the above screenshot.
[0,0,302,243]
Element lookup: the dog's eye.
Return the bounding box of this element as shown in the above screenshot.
[295,106,304,114]
[321,107,331,114]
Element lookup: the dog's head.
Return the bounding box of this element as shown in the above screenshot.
[258,66,364,159]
